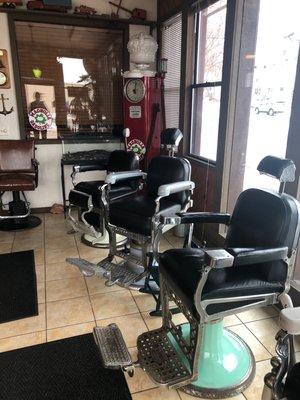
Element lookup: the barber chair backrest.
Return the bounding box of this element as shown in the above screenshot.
[107,150,139,173]
[225,156,300,284]
[0,140,35,173]
[226,188,300,255]
[147,155,191,205]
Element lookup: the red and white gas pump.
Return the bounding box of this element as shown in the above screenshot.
[123,33,166,170]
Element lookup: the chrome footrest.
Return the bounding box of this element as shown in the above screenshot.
[66,257,109,278]
[66,257,98,277]
[115,250,142,266]
[100,259,147,287]
[137,327,191,387]
[93,324,132,369]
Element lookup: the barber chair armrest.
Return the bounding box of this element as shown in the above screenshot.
[227,246,289,266]
[204,249,235,269]
[157,181,195,198]
[176,212,231,225]
[105,170,146,185]
[73,164,105,174]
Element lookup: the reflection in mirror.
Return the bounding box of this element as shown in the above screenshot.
[15,22,124,140]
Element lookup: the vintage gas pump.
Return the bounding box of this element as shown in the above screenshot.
[123,33,165,169]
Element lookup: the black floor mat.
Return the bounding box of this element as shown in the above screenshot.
[0,334,132,400]
[0,250,38,324]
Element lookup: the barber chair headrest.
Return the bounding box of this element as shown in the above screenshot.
[257,156,296,183]
[161,128,183,147]
[161,128,183,156]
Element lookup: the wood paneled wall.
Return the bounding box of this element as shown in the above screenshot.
[158,0,184,20]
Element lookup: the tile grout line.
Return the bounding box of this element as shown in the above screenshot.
[235,310,278,359]
[73,233,97,327]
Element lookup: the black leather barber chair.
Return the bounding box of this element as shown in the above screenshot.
[68,150,139,248]
[93,156,300,399]
[68,128,194,293]
[262,303,300,400]
[0,140,41,230]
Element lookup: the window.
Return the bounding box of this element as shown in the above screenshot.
[223,0,300,213]
[161,14,182,129]
[190,0,227,161]
[14,22,124,141]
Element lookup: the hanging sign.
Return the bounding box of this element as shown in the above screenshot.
[127,139,146,159]
[29,108,52,131]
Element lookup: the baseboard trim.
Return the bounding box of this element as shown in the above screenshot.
[32,207,52,214]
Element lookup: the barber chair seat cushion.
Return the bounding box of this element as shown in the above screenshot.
[74,180,137,208]
[0,173,36,191]
[160,247,285,317]
[109,195,182,236]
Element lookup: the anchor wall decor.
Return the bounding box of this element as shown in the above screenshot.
[0,94,13,116]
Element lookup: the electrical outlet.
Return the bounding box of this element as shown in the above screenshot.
[0,127,9,135]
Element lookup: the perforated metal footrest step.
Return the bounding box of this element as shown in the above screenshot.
[99,259,147,287]
[93,324,132,369]
[137,327,192,387]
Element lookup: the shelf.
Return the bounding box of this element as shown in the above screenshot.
[0,8,157,27]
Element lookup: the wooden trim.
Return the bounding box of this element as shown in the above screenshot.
[0,8,156,27]
[213,0,238,212]
[32,207,52,213]
[7,15,25,139]
[285,49,300,198]
[181,4,194,154]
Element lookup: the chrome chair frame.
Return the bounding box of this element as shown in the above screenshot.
[99,168,195,289]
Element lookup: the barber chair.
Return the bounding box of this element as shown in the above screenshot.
[68,128,194,292]
[93,156,300,399]
[0,140,41,230]
[262,304,300,400]
[68,150,139,248]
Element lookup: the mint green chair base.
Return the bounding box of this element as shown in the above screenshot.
[176,322,255,398]
[137,320,255,399]
[136,275,256,398]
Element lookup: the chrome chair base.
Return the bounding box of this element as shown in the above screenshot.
[81,232,127,249]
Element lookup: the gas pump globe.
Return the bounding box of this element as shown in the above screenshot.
[125,32,158,78]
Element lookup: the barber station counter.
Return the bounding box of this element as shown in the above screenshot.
[60,134,124,212]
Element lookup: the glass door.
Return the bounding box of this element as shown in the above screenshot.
[224,0,300,212]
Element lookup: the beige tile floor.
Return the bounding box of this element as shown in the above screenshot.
[0,213,295,400]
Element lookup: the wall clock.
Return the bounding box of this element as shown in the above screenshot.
[0,71,7,87]
[0,50,10,89]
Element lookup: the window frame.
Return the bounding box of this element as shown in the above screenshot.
[188,0,227,164]
[6,9,155,144]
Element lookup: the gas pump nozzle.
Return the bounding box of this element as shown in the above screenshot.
[123,128,130,151]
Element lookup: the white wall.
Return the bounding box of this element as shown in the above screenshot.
[0,0,157,208]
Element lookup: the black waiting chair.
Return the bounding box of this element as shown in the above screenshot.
[93,156,300,399]
[0,140,41,230]
[68,150,139,248]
